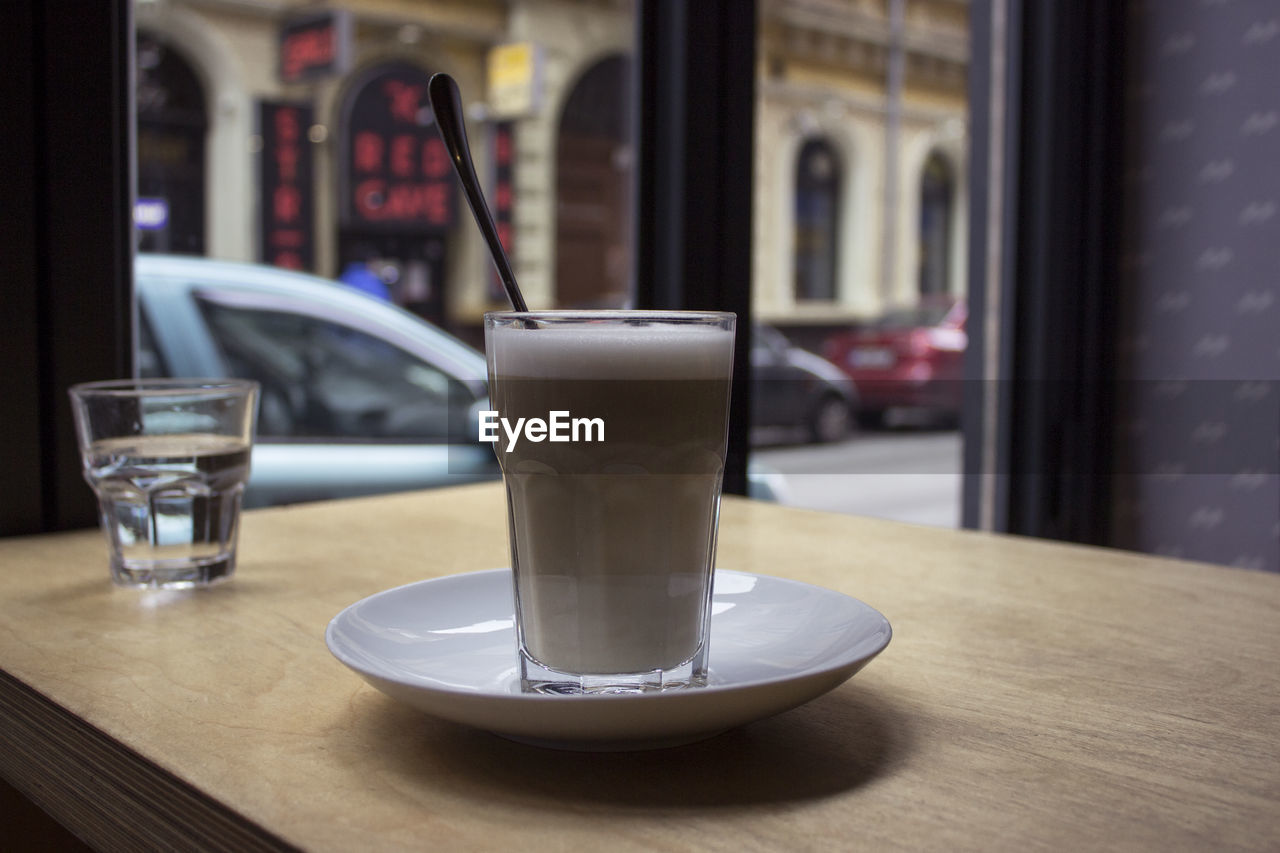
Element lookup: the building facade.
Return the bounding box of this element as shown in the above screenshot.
[134,0,968,337]
[755,0,969,331]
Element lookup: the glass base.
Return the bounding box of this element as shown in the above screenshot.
[110,554,235,590]
[518,648,708,695]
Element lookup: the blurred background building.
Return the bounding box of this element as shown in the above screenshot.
[132,0,968,340]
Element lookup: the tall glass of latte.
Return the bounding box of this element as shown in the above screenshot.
[484,311,736,694]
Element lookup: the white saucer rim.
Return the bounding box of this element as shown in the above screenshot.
[325,568,892,705]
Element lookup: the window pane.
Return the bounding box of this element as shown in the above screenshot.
[919,150,956,296]
[794,137,842,302]
[133,2,639,502]
[751,0,971,526]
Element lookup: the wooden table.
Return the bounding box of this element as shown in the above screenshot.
[2,483,1278,851]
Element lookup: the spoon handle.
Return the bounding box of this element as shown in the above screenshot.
[428,73,528,312]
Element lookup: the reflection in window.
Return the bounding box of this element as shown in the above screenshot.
[919,151,954,297]
[793,137,841,302]
[196,299,472,442]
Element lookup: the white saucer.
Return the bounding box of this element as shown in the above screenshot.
[325,569,891,750]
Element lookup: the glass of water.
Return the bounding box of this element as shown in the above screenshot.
[68,379,260,589]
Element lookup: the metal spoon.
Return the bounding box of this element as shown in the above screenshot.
[427,73,529,312]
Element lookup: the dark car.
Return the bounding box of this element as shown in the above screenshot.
[752,325,857,443]
[823,297,966,428]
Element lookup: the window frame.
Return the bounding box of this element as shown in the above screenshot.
[2,0,134,534]
[634,0,756,496]
[963,0,1126,542]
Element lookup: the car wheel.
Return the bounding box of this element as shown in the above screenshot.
[809,395,853,444]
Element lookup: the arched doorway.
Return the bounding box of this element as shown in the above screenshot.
[793,137,841,301]
[136,31,208,255]
[555,55,633,308]
[919,150,955,297]
[337,61,456,325]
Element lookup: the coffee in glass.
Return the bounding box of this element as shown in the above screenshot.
[484,311,735,693]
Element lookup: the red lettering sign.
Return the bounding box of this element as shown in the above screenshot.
[281,27,334,82]
[383,80,424,124]
[273,184,302,223]
[274,107,300,141]
[275,145,298,182]
[354,179,386,218]
[390,135,415,178]
[353,179,451,226]
[343,66,454,229]
[495,128,512,164]
[487,122,515,301]
[269,229,305,248]
[260,100,313,270]
[419,183,449,226]
[354,132,383,174]
[422,137,450,178]
[271,250,303,269]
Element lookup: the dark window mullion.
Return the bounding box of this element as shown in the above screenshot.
[635,0,755,496]
[0,0,134,535]
[978,0,1125,544]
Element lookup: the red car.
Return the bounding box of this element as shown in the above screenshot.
[824,298,967,428]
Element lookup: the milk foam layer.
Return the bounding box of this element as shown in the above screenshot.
[488,322,733,380]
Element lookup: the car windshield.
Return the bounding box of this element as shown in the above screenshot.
[197,296,474,442]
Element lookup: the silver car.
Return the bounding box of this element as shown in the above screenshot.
[136,256,785,507]
[137,255,497,507]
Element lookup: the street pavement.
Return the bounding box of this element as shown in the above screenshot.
[753,428,963,528]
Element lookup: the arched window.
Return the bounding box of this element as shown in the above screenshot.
[919,151,955,296]
[136,32,208,255]
[794,137,842,301]
[556,55,633,308]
